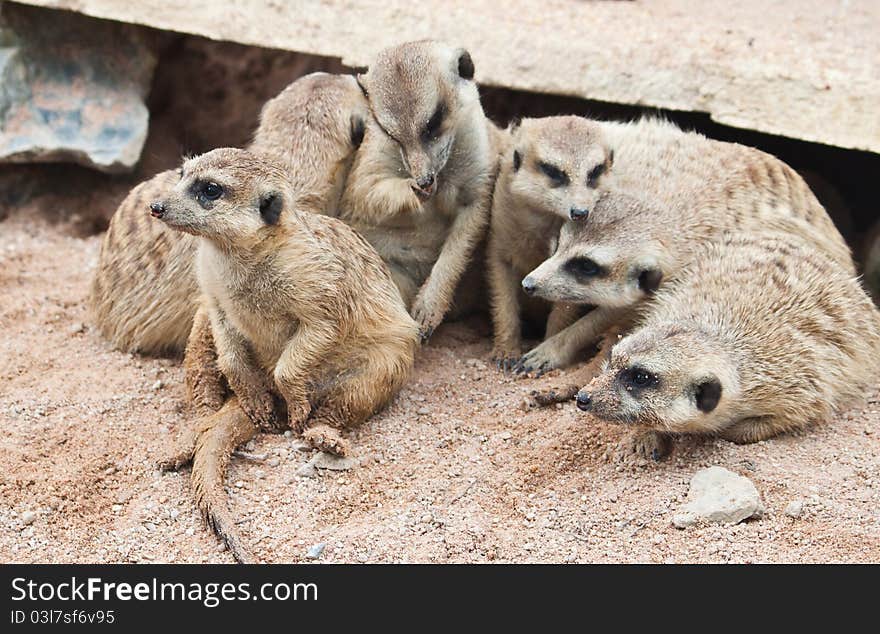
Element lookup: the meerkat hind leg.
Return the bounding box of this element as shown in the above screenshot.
[719,416,783,444]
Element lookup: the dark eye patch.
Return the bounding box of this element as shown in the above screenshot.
[565,256,605,279]
[621,366,660,390]
[538,161,569,186]
[422,102,446,142]
[587,161,607,187]
[190,180,224,206]
[512,150,521,171]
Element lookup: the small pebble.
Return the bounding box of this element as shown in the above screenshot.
[306,543,326,559]
[417,407,431,416]
[152,380,164,390]
[21,511,36,526]
[784,500,804,518]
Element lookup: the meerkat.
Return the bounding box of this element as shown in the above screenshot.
[339,40,504,338]
[487,116,613,369]
[574,230,880,461]
[516,117,853,374]
[90,72,370,355]
[156,148,418,560]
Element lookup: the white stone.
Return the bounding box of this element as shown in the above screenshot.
[672,466,764,529]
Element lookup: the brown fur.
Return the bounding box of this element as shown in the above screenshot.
[89,73,369,355]
[578,230,880,460]
[339,40,504,338]
[520,117,853,373]
[487,116,612,367]
[158,398,259,563]
[158,148,418,561]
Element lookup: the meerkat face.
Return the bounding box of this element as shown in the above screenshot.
[576,324,737,434]
[151,148,289,247]
[357,40,480,199]
[505,116,613,221]
[521,192,669,307]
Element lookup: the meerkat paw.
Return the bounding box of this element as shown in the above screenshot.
[493,343,522,373]
[614,429,672,463]
[528,384,580,408]
[240,391,282,433]
[515,341,573,377]
[410,294,445,342]
[157,426,200,471]
[286,398,313,434]
[302,424,350,457]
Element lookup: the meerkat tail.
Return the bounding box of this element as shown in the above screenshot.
[189,398,259,564]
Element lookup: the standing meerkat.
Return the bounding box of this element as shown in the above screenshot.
[516,117,853,374]
[156,148,418,561]
[487,116,613,369]
[90,72,369,355]
[339,40,504,338]
[575,230,880,461]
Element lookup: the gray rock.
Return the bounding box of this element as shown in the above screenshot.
[672,466,764,529]
[784,500,804,518]
[306,543,326,559]
[308,452,359,472]
[0,3,156,173]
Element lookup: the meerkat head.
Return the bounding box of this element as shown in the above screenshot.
[255,72,369,156]
[357,40,480,199]
[575,322,740,433]
[150,148,291,248]
[521,192,671,307]
[504,116,613,221]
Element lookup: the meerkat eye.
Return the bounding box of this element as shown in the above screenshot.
[201,182,223,201]
[422,102,446,142]
[624,367,659,388]
[538,161,569,187]
[587,162,607,188]
[565,256,604,278]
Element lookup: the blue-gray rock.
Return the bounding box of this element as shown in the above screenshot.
[306,543,326,559]
[0,3,156,173]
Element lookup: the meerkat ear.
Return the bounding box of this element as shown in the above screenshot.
[695,377,722,413]
[350,114,366,147]
[259,192,283,225]
[456,50,475,80]
[638,268,663,294]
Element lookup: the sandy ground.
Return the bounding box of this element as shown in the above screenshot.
[1,214,879,564]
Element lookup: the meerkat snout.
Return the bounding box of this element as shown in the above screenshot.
[149,201,166,219]
[521,275,538,296]
[569,207,590,221]
[413,172,436,197]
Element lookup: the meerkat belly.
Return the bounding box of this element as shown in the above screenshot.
[354,212,452,279]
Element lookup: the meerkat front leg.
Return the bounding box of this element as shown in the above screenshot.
[517,306,626,375]
[272,322,339,433]
[209,306,280,432]
[410,198,489,339]
[487,238,524,370]
[544,303,586,338]
[615,429,673,463]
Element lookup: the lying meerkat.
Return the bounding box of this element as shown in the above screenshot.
[155,148,418,560]
[339,40,504,338]
[90,72,369,355]
[516,117,853,374]
[575,230,880,461]
[487,116,613,369]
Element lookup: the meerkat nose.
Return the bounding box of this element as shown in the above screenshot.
[521,276,537,296]
[569,207,590,221]
[413,173,436,197]
[576,390,592,411]
[150,202,167,219]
